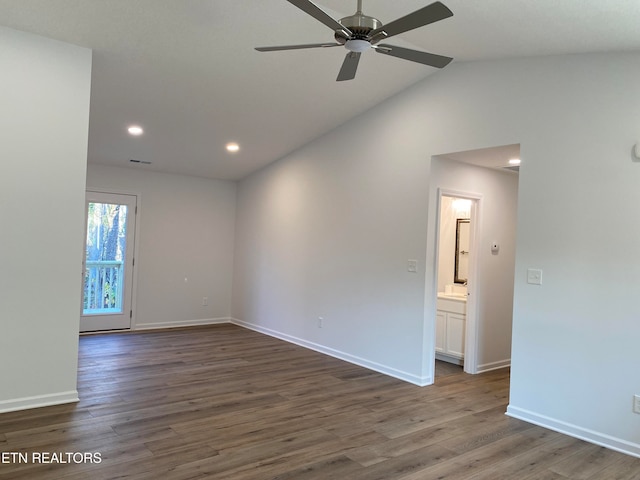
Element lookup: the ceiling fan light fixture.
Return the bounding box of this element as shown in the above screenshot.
[345,39,370,53]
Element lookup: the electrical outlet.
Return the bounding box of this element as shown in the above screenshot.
[202,297,208,306]
[407,260,418,273]
[633,394,640,414]
[318,316,323,328]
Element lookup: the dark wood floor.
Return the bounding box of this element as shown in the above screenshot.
[434,359,463,378]
[1,324,639,479]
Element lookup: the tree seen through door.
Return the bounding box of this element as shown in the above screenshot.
[83,202,128,314]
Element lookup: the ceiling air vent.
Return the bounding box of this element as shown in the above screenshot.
[129,159,152,165]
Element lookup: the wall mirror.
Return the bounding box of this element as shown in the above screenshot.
[454,218,470,284]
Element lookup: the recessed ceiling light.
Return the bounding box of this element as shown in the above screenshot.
[508,158,521,165]
[226,142,240,153]
[128,125,144,136]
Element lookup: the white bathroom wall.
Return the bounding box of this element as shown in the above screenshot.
[86,164,236,329]
[431,159,518,371]
[0,28,92,412]
[234,52,640,454]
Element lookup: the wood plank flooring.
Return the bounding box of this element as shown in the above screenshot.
[1,324,638,479]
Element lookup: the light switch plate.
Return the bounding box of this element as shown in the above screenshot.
[527,268,542,285]
[407,260,418,273]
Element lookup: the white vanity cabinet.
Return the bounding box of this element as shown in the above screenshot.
[436,295,466,364]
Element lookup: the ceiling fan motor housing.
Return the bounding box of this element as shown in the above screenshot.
[335,14,382,44]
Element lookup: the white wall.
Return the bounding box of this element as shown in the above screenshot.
[234,52,640,455]
[232,124,432,384]
[0,28,92,412]
[431,159,518,371]
[86,164,236,329]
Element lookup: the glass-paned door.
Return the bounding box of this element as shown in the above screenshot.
[80,192,137,332]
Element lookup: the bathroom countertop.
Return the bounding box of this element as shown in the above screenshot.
[437,292,467,303]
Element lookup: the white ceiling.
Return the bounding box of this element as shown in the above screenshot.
[436,144,521,173]
[1,0,639,180]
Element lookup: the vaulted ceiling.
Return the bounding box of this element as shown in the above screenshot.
[1,0,640,180]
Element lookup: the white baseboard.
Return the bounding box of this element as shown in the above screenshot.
[477,358,511,373]
[134,317,231,331]
[230,318,431,386]
[436,353,464,366]
[506,405,640,459]
[0,391,79,414]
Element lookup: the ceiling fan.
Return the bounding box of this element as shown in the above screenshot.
[256,0,454,81]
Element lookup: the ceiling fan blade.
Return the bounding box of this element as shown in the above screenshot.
[336,52,361,81]
[287,0,352,36]
[256,43,341,52]
[375,44,452,68]
[369,1,453,40]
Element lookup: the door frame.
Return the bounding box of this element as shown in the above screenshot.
[80,189,141,333]
[433,188,482,375]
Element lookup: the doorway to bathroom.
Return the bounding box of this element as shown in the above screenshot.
[435,192,479,374]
